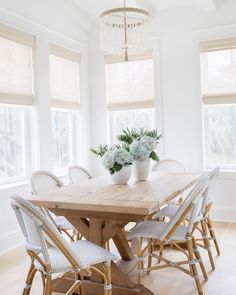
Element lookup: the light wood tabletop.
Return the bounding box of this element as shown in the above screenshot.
[29,172,200,216]
[28,171,201,295]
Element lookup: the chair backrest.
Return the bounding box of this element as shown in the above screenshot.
[11,195,91,276]
[159,175,208,242]
[68,165,92,184]
[152,159,185,173]
[201,167,220,213]
[31,170,63,195]
[31,170,64,228]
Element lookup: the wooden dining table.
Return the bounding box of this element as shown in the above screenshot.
[29,171,201,295]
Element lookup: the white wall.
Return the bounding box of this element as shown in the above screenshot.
[0,0,91,253]
[89,0,236,221]
[1,0,236,254]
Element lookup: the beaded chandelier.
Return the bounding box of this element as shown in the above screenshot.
[100,0,151,61]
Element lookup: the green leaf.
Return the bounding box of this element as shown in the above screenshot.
[109,168,115,175]
[109,163,123,175]
[144,129,163,141]
[116,134,133,145]
[117,127,163,147]
[113,163,122,172]
[149,151,160,162]
[90,145,109,158]
[117,127,141,145]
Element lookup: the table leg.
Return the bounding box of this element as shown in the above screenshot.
[113,230,134,261]
[53,215,154,295]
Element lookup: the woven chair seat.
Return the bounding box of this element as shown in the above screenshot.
[155,204,179,218]
[34,240,118,274]
[127,221,188,241]
[54,216,74,230]
[154,204,204,223]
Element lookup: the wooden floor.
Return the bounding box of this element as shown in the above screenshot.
[0,221,235,295]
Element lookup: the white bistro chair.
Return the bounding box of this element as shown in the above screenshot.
[153,167,220,270]
[11,195,117,295]
[31,170,77,241]
[68,165,92,184]
[152,159,185,173]
[127,176,209,295]
[152,159,186,215]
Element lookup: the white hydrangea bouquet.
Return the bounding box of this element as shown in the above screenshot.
[117,128,163,162]
[117,128,163,180]
[90,145,133,175]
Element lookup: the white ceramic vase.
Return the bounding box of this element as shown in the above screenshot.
[110,165,132,184]
[133,159,151,181]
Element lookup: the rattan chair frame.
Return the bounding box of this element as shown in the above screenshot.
[194,167,221,270]
[31,170,78,242]
[130,176,209,295]
[68,165,92,184]
[11,195,113,295]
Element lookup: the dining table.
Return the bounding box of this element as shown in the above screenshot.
[28,171,201,295]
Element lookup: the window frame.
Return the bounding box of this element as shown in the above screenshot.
[105,55,156,144]
[0,24,35,185]
[49,44,82,175]
[200,39,236,171]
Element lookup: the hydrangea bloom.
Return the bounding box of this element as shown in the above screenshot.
[114,148,133,165]
[140,135,157,151]
[130,140,150,161]
[102,150,114,169]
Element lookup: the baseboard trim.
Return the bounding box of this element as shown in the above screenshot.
[0,242,22,256]
[211,207,236,223]
[0,229,22,255]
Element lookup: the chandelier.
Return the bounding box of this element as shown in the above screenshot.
[100,0,151,61]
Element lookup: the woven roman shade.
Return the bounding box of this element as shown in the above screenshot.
[49,43,80,109]
[200,37,236,105]
[105,50,155,111]
[0,23,35,105]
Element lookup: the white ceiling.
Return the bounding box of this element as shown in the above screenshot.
[71,0,195,20]
[53,0,220,32]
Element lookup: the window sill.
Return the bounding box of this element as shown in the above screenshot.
[204,169,236,180]
[0,179,30,192]
[219,170,236,180]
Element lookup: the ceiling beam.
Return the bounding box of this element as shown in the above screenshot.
[197,0,217,13]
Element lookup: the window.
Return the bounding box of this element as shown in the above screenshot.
[0,24,34,184]
[204,104,236,169]
[200,38,236,170]
[49,44,80,171]
[106,54,155,142]
[110,109,155,143]
[51,109,73,171]
[0,105,27,183]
